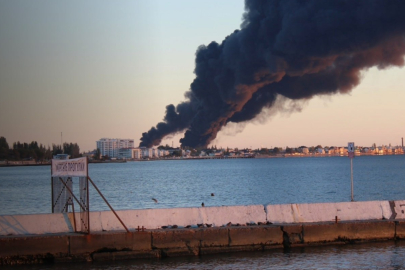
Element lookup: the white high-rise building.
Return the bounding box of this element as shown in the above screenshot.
[96,138,134,158]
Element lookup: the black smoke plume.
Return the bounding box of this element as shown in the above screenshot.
[140,0,405,148]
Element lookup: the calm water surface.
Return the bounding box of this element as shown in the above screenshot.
[0,155,404,215]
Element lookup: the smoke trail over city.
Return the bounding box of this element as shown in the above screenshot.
[140,0,405,148]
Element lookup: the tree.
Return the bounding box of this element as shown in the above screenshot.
[94,148,101,160]
[63,143,80,158]
[172,150,182,157]
[259,148,270,155]
[52,144,63,156]
[44,146,53,160]
[285,147,294,154]
[0,138,82,161]
[0,137,9,160]
[272,147,280,155]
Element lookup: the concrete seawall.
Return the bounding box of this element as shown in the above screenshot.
[2,200,405,265]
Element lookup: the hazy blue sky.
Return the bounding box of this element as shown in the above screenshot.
[1,0,404,151]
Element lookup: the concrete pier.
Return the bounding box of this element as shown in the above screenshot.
[1,200,405,265]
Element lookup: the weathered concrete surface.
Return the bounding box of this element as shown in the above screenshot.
[303,221,395,243]
[391,200,405,219]
[152,229,200,251]
[92,250,161,261]
[3,201,405,236]
[2,200,405,265]
[151,227,229,256]
[198,227,229,247]
[80,205,267,232]
[0,234,69,265]
[1,221,405,265]
[0,213,72,235]
[200,205,266,227]
[0,235,69,257]
[95,208,204,231]
[266,201,392,224]
[229,226,283,247]
[69,231,151,255]
[281,224,303,246]
[396,221,405,239]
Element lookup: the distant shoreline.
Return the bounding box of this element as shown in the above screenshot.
[0,159,127,167]
[0,153,403,167]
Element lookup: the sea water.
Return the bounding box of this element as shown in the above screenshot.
[0,155,404,215]
[1,155,405,269]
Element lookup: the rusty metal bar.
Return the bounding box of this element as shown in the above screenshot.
[88,177,129,233]
[70,198,77,232]
[51,177,54,213]
[86,157,90,233]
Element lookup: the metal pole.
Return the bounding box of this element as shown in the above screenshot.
[70,198,77,232]
[351,158,354,202]
[51,177,54,213]
[88,176,130,233]
[51,161,54,213]
[86,157,90,234]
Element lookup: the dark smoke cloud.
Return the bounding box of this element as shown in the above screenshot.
[140,0,405,148]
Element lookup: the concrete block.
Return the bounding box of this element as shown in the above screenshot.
[151,229,200,249]
[229,226,283,246]
[395,221,405,238]
[391,200,405,219]
[196,228,229,247]
[266,204,296,223]
[0,214,72,235]
[281,224,303,245]
[161,247,199,257]
[200,245,263,255]
[303,221,395,243]
[102,208,204,230]
[281,224,302,234]
[0,235,69,257]
[69,232,151,255]
[68,212,103,233]
[68,205,266,232]
[92,250,161,261]
[267,201,391,224]
[201,205,266,227]
[151,227,228,250]
[331,201,391,221]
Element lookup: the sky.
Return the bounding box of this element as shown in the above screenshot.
[1,0,404,152]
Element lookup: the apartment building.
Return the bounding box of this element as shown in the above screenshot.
[96,138,134,158]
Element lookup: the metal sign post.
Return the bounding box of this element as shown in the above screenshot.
[348,142,355,201]
[51,156,129,234]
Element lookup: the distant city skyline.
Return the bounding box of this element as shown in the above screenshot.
[1,1,404,152]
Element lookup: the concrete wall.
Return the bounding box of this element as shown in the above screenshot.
[1,200,405,236]
[2,221,404,265]
[0,213,72,236]
[266,201,394,224]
